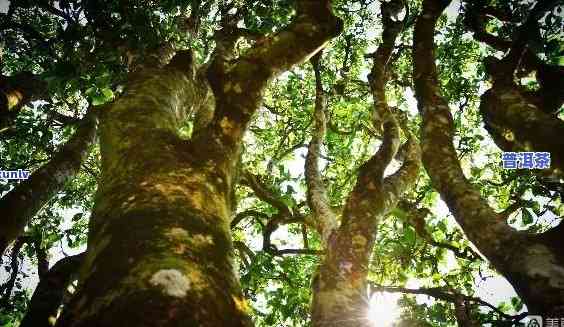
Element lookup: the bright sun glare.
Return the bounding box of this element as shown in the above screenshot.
[367,292,401,327]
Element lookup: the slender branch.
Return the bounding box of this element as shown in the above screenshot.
[305,52,339,244]
[370,283,528,322]
[231,209,268,229]
[382,133,421,201]
[233,241,254,269]
[397,200,480,261]
[241,171,292,217]
[0,237,26,307]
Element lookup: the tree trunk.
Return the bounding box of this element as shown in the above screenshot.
[308,3,420,324]
[413,0,564,317]
[49,0,342,323]
[55,60,253,327]
[504,226,564,316]
[310,220,378,327]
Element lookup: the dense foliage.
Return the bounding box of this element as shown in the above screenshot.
[0,0,562,326]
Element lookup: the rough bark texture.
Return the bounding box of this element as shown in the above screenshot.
[413,0,564,316]
[55,2,342,326]
[55,60,253,327]
[0,71,47,131]
[19,253,85,327]
[305,53,339,245]
[471,0,564,179]
[480,83,564,179]
[311,132,420,327]
[0,110,98,255]
[453,295,478,327]
[464,0,564,116]
[310,3,421,325]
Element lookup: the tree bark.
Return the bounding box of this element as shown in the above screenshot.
[0,71,47,131]
[54,1,342,325]
[480,83,564,179]
[54,59,255,327]
[413,0,564,316]
[0,110,98,255]
[310,3,421,325]
[19,253,85,327]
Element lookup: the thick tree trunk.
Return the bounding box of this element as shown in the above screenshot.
[310,218,380,327]
[55,59,253,327]
[0,110,98,255]
[310,141,420,327]
[413,0,564,316]
[49,0,341,323]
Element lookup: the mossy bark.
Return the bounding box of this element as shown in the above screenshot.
[310,136,420,327]
[480,82,564,179]
[55,64,253,327]
[309,4,420,321]
[413,0,564,316]
[53,1,342,324]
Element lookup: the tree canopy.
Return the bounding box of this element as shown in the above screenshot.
[0,0,563,326]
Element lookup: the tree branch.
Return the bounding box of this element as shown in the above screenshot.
[305,52,339,244]
[0,237,26,308]
[200,0,343,156]
[397,201,480,261]
[0,109,99,255]
[241,171,292,217]
[370,283,528,322]
[230,209,268,229]
[412,0,523,266]
[233,241,255,269]
[19,253,85,327]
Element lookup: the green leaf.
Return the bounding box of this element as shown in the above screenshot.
[404,226,416,245]
[521,208,534,225]
[85,86,97,96]
[91,94,107,106]
[101,88,114,99]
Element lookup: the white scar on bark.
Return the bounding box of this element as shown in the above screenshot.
[150,269,191,297]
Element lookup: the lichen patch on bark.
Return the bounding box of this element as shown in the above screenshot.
[149,269,191,298]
